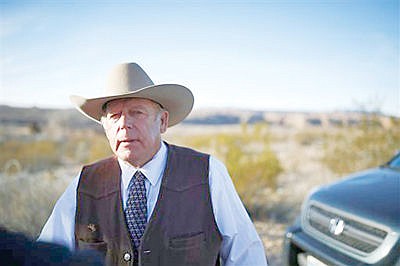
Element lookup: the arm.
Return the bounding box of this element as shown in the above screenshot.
[37,174,79,251]
[209,156,268,266]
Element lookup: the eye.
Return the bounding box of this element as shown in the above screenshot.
[107,112,121,121]
[129,109,146,117]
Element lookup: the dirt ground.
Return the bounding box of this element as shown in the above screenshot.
[254,127,338,265]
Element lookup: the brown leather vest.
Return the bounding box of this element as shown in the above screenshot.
[75,144,222,266]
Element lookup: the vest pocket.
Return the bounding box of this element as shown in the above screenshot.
[165,232,205,265]
[169,232,205,249]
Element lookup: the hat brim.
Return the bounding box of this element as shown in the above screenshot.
[70,84,194,127]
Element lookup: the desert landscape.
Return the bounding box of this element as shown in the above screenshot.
[0,105,398,265]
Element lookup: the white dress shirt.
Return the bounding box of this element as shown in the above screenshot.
[38,142,268,265]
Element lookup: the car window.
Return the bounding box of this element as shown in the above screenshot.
[388,154,400,169]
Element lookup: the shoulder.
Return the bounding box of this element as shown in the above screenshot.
[165,143,228,175]
[209,155,230,179]
[167,143,209,158]
[78,156,120,195]
[80,156,119,180]
[209,155,227,170]
[166,143,211,169]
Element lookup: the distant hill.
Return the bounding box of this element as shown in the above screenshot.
[0,105,397,131]
[0,105,97,130]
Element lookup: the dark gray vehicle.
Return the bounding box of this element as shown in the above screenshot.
[283,152,400,266]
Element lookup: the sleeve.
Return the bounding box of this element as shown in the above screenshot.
[209,156,268,266]
[37,174,80,251]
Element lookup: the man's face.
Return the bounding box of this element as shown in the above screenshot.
[102,98,169,167]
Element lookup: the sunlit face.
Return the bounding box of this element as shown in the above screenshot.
[101,98,169,167]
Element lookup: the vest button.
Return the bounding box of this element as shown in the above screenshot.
[123,252,131,261]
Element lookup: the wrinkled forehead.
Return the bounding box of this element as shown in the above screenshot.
[102,98,162,113]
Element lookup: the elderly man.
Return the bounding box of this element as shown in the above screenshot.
[39,63,268,266]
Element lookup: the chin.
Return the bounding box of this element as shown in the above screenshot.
[116,151,134,162]
[121,153,142,166]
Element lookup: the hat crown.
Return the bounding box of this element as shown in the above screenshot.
[105,63,154,96]
[70,62,194,127]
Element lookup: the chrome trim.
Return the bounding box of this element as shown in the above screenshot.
[302,200,399,264]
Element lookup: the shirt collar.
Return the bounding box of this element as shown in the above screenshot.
[118,142,168,187]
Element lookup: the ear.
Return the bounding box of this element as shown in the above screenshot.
[101,118,112,140]
[159,110,169,133]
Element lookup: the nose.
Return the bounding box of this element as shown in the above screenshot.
[118,113,132,129]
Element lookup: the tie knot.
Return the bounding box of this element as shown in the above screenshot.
[128,171,146,191]
[134,171,145,180]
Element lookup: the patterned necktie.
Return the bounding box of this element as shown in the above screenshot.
[125,171,148,248]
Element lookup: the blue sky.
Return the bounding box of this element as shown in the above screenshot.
[1,1,399,116]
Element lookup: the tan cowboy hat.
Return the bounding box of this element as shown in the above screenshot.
[70,62,194,127]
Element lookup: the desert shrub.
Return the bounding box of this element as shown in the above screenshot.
[0,131,112,173]
[181,123,282,206]
[295,128,327,146]
[0,140,61,172]
[0,170,70,238]
[63,131,112,164]
[322,116,400,175]
[0,130,111,238]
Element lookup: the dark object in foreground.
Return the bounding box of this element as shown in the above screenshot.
[283,152,400,266]
[0,228,103,265]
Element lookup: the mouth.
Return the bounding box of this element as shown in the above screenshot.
[116,139,137,150]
